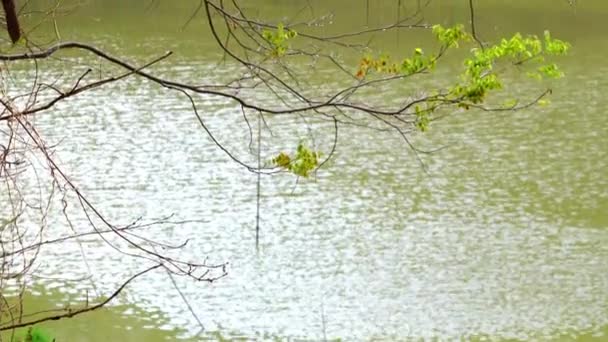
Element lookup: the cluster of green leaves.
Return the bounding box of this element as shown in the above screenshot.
[355,25,471,79]
[262,23,297,57]
[356,48,437,79]
[414,104,431,132]
[432,24,469,48]
[451,30,570,104]
[353,24,569,133]
[18,327,55,342]
[271,142,321,177]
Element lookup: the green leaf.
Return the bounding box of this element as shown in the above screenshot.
[262,23,297,57]
[271,143,321,178]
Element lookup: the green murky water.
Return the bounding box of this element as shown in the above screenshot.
[1,1,607,340]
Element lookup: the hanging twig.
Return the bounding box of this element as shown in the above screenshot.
[468,0,484,49]
[255,111,262,251]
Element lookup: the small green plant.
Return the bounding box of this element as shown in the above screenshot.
[271,142,321,177]
[17,327,55,342]
[262,23,297,57]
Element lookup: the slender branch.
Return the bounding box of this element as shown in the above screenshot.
[468,0,484,49]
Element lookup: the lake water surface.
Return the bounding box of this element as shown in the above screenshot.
[2,1,608,340]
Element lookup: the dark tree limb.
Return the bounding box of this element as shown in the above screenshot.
[2,0,20,43]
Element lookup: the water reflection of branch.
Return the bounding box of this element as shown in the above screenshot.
[0,264,162,332]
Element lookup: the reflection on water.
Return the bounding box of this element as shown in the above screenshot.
[1,287,188,342]
[2,0,607,340]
